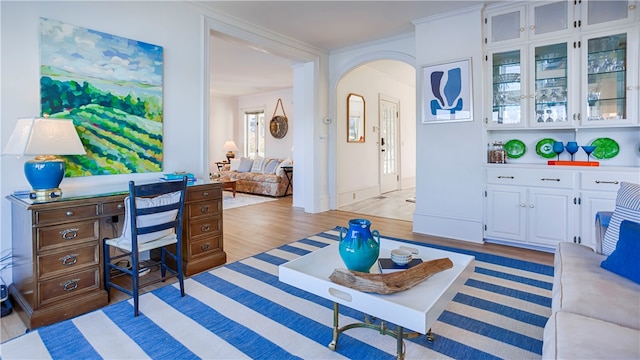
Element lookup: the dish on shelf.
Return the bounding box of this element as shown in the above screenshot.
[504,139,526,159]
[536,138,557,159]
[590,138,620,160]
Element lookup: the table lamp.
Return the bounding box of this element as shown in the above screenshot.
[223,140,239,162]
[3,117,86,201]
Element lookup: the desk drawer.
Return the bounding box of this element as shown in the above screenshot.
[102,200,125,216]
[37,220,99,251]
[35,204,99,225]
[187,185,221,202]
[189,216,222,238]
[38,243,99,279]
[187,201,221,219]
[38,267,100,306]
[486,168,575,189]
[189,236,221,259]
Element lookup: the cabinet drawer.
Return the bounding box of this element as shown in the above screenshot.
[187,201,221,219]
[102,199,125,216]
[189,216,222,238]
[35,204,99,225]
[37,220,99,252]
[581,171,640,191]
[38,244,99,279]
[486,168,575,188]
[38,267,100,306]
[187,185,221,202]
[189,236,221,259]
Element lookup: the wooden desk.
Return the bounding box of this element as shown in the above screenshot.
[6,181,226,329]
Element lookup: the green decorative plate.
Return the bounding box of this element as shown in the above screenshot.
[536,138,556,159]
[504,139,526,159]
[590,138,619,160]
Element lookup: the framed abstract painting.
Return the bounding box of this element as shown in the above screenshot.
[421,58,473,124]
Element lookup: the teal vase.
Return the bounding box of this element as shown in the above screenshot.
[338,219,380,272]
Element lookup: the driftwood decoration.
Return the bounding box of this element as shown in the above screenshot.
[329,258,453,295]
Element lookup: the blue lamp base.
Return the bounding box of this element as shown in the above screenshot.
[24,156,66,201]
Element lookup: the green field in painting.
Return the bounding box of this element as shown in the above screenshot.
[51,105,163,176]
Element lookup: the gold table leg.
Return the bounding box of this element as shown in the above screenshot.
[328,302,430,360]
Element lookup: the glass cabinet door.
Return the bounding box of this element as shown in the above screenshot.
[485,7,526,45]
[490,49,523,126]
[583,1,636,28]
[533,42,570,126]
[530,1,571,38]
[584,33,629,124]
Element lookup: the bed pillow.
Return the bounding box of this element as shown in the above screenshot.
[601,220,640,284]
[229,159,241,171]
[602,182,640,256]
[117,191,181,246]
[237,158,254,173]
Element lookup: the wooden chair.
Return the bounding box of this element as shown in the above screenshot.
[103,178,187,316]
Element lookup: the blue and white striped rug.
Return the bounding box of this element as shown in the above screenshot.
[1,228,553,359]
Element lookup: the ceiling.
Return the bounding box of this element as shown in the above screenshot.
[199,1,490,96]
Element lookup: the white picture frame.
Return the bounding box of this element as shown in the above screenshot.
[422,58,473,124]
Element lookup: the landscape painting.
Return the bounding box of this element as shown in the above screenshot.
[40,18,163,176]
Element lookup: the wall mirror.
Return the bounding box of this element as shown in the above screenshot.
[347,93,365,142]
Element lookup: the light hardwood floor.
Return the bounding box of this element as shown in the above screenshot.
[1,193,553,343]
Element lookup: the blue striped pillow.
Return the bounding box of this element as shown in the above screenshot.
[602,182,640,256]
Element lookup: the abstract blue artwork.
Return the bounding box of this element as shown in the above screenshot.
[422,58,473,123]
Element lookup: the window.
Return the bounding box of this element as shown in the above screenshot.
[245,110,265,158]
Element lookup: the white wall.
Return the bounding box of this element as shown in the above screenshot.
[236,88,294,160]
[412,7,486,243]
[336,62,416,206]
[1,1,208,281]
[210,95,238,171]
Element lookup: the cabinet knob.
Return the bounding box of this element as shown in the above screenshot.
[627,86,633,90]
[201,243,211,251]
[65,211,74,216]
[529,204,535,208]
[59,254,78,266]
[520,203,526,207]
[202,192,209,197]
[200,206,210,213]
[520,27,525,32]
[60,228,79,240]
[529,25,535,30]
[630,4,636,10]
[201,224,210,233]
[117,204,123,209]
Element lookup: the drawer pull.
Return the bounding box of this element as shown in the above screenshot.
[201,243,211,251]
[541,178,560,182]
[200,224,210,232]
[60,228,79,240]
[200,206,210,213]
[497,176,514,179]
[60,254,79,266]
[202,192,209,197]
[117,204,124,209]
[61,279,80,292]
[595,180,619,185]
[65,211,74,216]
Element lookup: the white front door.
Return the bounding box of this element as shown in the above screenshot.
[379,96,399,194]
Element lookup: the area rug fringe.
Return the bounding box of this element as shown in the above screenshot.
[1,229,553,360]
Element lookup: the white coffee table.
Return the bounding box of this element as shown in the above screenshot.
[279,238,474,359]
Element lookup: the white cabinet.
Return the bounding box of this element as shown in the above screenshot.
[484,1,639,130]
[484,167,577,250]
[578,170,640,249]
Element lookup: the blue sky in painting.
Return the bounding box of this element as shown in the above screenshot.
[40,18,162,87]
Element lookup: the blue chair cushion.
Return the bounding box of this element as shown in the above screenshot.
[601,220,640,284]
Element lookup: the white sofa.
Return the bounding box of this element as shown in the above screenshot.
[543,182,640,359]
